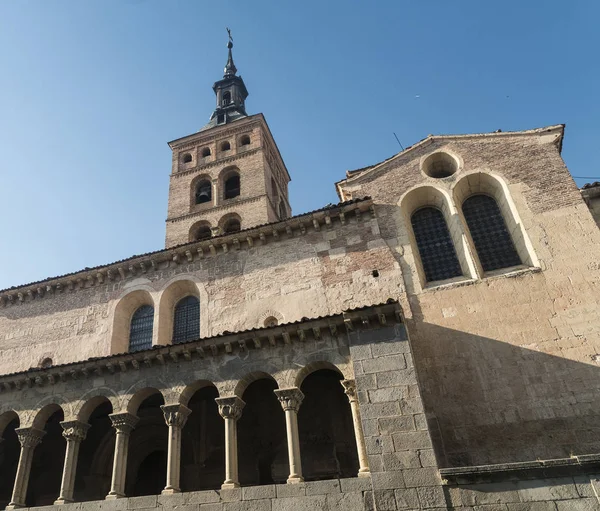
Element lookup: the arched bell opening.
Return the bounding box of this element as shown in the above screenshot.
[180,386,223,491]
[125,393,167,497]
[238,378,286,486]
[298,369,359,481]
[27,408,66,507]
[0,414,20,509]
[74,400,114,502]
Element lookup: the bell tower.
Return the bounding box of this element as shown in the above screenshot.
[165,32,291,248]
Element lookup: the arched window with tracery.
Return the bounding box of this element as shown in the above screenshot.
[129,305,154,352]
[462,194,522,272]
[411,207,462,282]
[173,295,200,344]
[224,174,240,199]
[195,180,212,204]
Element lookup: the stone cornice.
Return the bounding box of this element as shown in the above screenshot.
[168,115,262,150]
[166,195,264,224]
[171,147,261,179]
[0,199,374,308]
[0,301,402,392]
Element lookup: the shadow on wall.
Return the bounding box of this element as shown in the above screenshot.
[408,319,600,467]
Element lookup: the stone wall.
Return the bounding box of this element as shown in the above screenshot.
[0,201,403,375]
[336,127,600,467]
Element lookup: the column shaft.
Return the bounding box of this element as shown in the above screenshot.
[106,413,139,500]
[342,379,370,477]
[55,421,90,504]
[216,396,245,490]
[161,404,191,494]
[274,388,304,484]
[7,427,46,509]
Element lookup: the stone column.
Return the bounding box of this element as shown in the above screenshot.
[216,396,245,489]
[160,404,191,495]
[105,413,139,500]
[274,388,304,484]
[55,420,91,504]
[7,427,46,509]
[341,379,371,477]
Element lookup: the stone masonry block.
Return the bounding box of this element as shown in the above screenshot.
[392,430,434,451]
[198,505,223,511]
[325,492,365,511]
[516,479,580,502]
[373,489,398,511]
[218,488,242,502]
[416,486,447,508]
[372,471,406,490]
[275,483,306,498]
[356,374,377,391]
[242,485,276,500]
[394,488,420,509]
[401,467,441,488]
[127,496,158,509]
[369,387,409,404]
[378,415,415,434]
[556,500,599,511]
[361,402,401,419]
[271,495,327,511]
[186,491,221,504]
[383,451,422,471]
[371,340,411,357]
[340,477,373,493]
[506,503,559,511]
[362,355,406,374]
[376,369,417,388]
[304,479,341,495]
[223,500,271,511]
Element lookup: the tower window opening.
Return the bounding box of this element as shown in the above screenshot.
[224,174,240,199]
[222,91,231,106]
[182,153,192,164]
[195,225,212,241]
[220,141,231,152]
[240,134,251,146]
[224,218,241,234]
[195,180,212,205]
[201,147,211,158]
[217,114,225,124]
[279,201,287,220]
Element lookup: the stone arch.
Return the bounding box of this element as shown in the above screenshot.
[234,371,278,398]
[452,171,539,274]
[400,184,476,285]
[219,166,241,200]
[110,287,156,355]
[258,310,284,328]
[157,275,208,344]
[0,410,19,436]
[179,380,218,406]
[31,402,65,429]
[294,361,346,389]
[189,220,212,242]
[126,387,166,416]
[75,388,118,422]
[219,212,242,234]
[190,173,213,208]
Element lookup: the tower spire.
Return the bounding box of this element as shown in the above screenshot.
[200,28,249,131]
[224,28,237,77]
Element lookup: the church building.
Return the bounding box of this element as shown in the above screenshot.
[0,37,599,511]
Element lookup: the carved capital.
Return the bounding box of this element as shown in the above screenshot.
[341,379,358,403]
[215,396,245,421]
[274,388,304,412]
[60,420,91,442]
[109,413,139,434]
[161,404,191,429]
[15,427,46,448]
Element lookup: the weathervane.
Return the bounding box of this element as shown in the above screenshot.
[226,27,233,47]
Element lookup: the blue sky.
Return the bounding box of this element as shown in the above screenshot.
[0,1,598,289]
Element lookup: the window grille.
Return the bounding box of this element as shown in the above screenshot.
[173,295,200,344]
[411,207,463,282]
[462,194,522,272]
[129,305,154,352]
